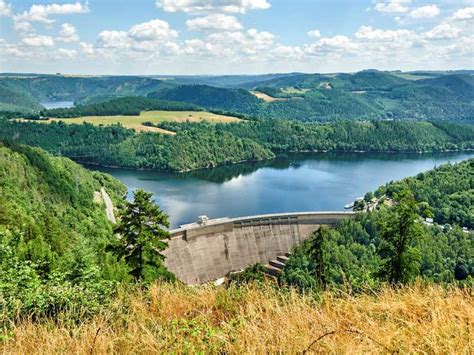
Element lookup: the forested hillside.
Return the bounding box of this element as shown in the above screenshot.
[1,71,473,121]
[0,142,130,319]
[147,71,474,122]
[0,82,43,112]
[149,84,262,113]
[0,75,178,112]
[0,118,472,172]
[376,158,474,228]
[0,119,274,171]
[42,96,202,117]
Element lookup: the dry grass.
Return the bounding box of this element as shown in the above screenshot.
[19,110,240,134]
[2,283,473,354]
[251,91,288,102]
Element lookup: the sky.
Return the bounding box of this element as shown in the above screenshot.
[0,0,473,75]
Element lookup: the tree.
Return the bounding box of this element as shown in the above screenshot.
[112,189,174,282]
[377,190,424,284]
[308,226,330,287]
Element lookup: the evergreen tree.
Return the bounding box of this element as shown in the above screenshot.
[377,190,424,284]
[113,189,173,282]
[308,226,330,287]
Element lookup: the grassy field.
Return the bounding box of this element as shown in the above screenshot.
[2,282,472,354]
[25,110,241,134]
[251,91,288,102]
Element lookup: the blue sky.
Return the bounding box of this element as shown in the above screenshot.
[0,0,473,74]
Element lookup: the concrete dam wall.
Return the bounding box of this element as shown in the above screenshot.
[164,211,354,284]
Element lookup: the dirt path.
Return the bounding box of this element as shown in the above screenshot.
[101,187,116,223]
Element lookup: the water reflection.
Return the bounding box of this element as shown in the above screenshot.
[86,152,474,228]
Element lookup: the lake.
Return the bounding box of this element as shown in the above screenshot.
[40,101,75,109]
[90,152,473,228]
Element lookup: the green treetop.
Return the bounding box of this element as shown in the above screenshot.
[112,189,174,282]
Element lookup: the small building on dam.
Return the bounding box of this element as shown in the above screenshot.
[164,211,355,284]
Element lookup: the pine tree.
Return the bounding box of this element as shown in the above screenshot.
[113,189,173,282]
[308,226,330,287]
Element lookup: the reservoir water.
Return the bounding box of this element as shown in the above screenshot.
[90,152,473,228]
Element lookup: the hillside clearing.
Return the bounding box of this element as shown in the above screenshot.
[251,91,288,102]
[2,283,472,353]
[20,110,241,134]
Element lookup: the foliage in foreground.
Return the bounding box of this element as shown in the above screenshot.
[282,203,473,292]
[1,282,473,353]
[0,143,174,322]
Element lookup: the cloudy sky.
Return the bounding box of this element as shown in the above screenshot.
[0,0,473,74]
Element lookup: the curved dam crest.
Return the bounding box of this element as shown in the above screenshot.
[164,211,355,284]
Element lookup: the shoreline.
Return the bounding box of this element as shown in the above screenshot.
[76,148,474,174]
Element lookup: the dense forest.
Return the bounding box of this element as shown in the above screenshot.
[1,71,473,122]
[0,118,472,172]
[0,142,129,320]
[375,158,474,228]
[148,71,474,121]
[283,208,473,292]
[41,97,203,118]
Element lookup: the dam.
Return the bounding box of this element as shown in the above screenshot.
[164,211,355,284]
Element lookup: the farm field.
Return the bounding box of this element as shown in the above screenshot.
[21,110,241,134]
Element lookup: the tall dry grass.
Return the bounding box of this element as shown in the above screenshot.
[1,282,473,354]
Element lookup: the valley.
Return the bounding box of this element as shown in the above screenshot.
[1,0,473,351]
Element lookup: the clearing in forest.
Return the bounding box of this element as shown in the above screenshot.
[251,91,288,102]
[22,110,241,134]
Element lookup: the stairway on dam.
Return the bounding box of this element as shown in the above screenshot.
[264,253,291,277]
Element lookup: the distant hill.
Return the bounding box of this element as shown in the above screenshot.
[0,82,43,111]
[149,84,262,113]
[42,96,203,118]
[1,71,473,122]
[0,75,178,111]
[147,71,473,122]
[418,74,474,99]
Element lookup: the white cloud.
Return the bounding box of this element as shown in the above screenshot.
[95,19,180,56]
[374,0,411,13]
[305,35,358,55]
[97,30,130,49]
[451,7,474,21]
[0,0,11,16]
[355,26,415,42]
[57,23,79,42]
[13,21,33,32]
[21,35,55,47]
[186,14,242,31]
[156,0,270,14]
[307,29,321,38]
[80,41,94,55]
[179,28,276,61]
[424,23,462,39]
[15,2,89,24]
[207,28,275,55]
[272,45,303,59]
[129,19,178,41]
[409,5,439,19]
[57,48,77,59]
